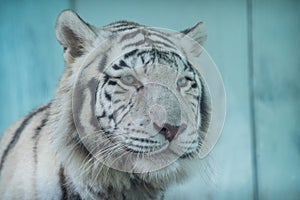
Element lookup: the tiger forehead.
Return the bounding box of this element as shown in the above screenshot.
[102,20,177,51]
[99,21,196,76]
[111,49,194,74]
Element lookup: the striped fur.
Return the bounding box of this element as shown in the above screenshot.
[0,10,210,200]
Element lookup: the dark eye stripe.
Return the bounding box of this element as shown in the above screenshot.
[108,80,117,86]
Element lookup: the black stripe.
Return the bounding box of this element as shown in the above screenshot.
[119,60,130,68]
[112,23,135,29]
[32,117,47,139]
[0,103,50,175]
[146,38,176,50]
[116,109,130,124]
[120,30,142,42]
[107,80,117,85]
[115,82,129,92]
[171,52,187,64]
[128,143,156,150]
[160,192,165,200]
[122,40,146,49]
[112,64,122,70]
[122,192,127,200]
[199,80,210,133]
[112,26,137,32]
[59,166,82,200]
[148,27,170,37]
[69,193,82,200]
[191,83,197,88]
[33,116,48,164]
[96,110,106,120]
[114,90,127,94]
[124,49,138,59]
[107,21,140,29]
[103,74,110,84]
[104,91,112,101]
[108,80,117,86]
[147,31,175,45]
[116,103,133,124]
[59,166,68,200]
[127,136,158,144]
[113,99,122,104]
[136,50,151,57]
[108,114,114,120]
[113,105,126,116]
[32,114,48,200]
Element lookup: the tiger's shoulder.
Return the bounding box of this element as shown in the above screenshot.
[0,103,59,199]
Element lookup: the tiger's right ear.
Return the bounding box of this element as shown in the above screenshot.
[55,10,97,64]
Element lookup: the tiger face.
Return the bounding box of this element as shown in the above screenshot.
[96,50,202,158]
[56,10,211,174]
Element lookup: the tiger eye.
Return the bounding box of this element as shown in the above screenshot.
[120,74,136,85]
[177,77,189,87]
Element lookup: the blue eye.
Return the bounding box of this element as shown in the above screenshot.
[177,77,189,87]
[120,74,136,85]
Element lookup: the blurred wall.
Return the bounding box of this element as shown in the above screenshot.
[0,0,299,199]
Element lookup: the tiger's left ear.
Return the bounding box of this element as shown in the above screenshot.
[181,22,207,46]
[179,22,207,57]
[55,10,97,64]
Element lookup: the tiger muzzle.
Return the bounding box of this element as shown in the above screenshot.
[136,83,185,141]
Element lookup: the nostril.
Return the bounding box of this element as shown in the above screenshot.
[159,127,169,135]
[154,123,181,142]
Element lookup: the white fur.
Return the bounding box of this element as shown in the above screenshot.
[0,10,210,200]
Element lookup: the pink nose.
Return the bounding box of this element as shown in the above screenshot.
[154,123,186,142]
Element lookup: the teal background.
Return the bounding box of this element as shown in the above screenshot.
[0,0,299,199]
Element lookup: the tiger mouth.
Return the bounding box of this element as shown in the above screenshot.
[123,138,169,154]
[123,138,198,158]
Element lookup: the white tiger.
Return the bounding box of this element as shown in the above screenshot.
[0,10,211,200]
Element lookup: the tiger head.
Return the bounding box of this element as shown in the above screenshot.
[55,10,213,185]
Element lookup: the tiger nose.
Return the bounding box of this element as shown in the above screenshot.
[153,123,186,142]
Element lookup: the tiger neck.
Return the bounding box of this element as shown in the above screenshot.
[61,165,165,200]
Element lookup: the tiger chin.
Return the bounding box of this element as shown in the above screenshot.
[0,10,212,200]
